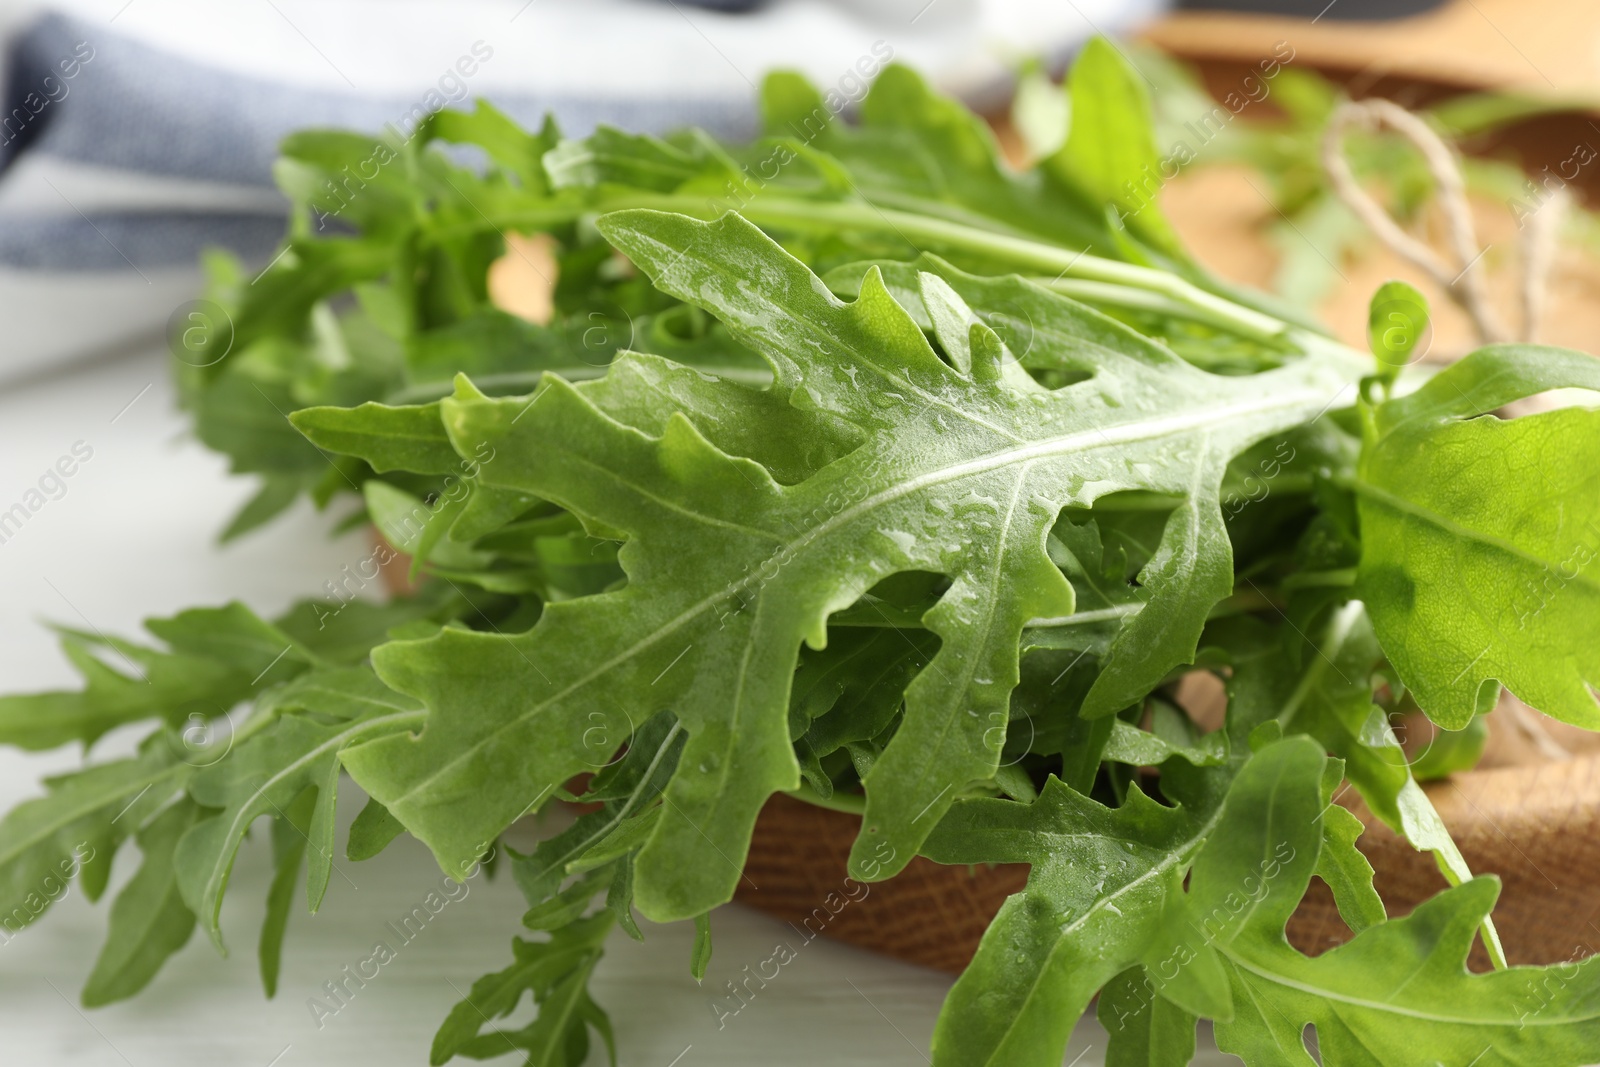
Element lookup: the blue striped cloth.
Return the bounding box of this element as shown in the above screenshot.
[0,11,760,270]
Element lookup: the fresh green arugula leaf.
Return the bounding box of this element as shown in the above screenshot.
[1366,278,1429,389]
[82,799,202,1006]
[606,855,643,942]
[193,374,334,477]
[805,64,1122,266]
[431,915,614,1067]
[692,912,713,981]
[1048,38,1184,258]
[1097,967,1198,1067]
[1228,602,1504,962]
[423,101,561,192]
[544,127,702,192]
[1314,804,1386,936]
[259,788,314,997]
[0,603,307,750]
[511,717,683,907]
[220,475,309,543]
[0,736,189,939]
[1357,345,1600,728]
[346,795,406,862]
[1102,719,1225,768]
[176,670,423,949]
[274,590,463,667]
[921,748,1240,1067]
[1215,879,1600,1061]
[291,401,460,474]
[522,868,612,932]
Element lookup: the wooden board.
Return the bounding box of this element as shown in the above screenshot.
[1144,0,1600,100]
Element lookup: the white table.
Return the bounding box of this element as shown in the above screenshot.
[0,346,1231,1066]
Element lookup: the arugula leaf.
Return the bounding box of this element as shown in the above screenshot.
[1366,278,1429,389]
[923,769,1220,1066]
[1212,877,1600,1064]
[575,350,843,486]
[546,126,702,192]
[1314,804,1386,936]
[176,670,423,949]
[431,915,614,1067]
[423,101,561,191]
[401,310,618,392]
[259,788,314,996]
[771,62,1140,274]
[691,913,713,981]
[1152,740,1600,1064]
[346,795,406,862]
[194,374,336,477]
[81,798,202,1006]
[274,591,464,667]
[1221,603,1505,963]
[0,737,189,938]
[0,593,441,756]
[1102,719,1224,768]
[1097,968,1198,1067]
[0,603,307,750]
[522,868,613,931]
[1357,345,1600,728]
[291,401,460,474]
[510,715,683,909]
[1047,37,1184,258]
[220,475,308,543]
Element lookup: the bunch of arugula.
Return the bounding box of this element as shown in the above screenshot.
[7,39,1600,1067]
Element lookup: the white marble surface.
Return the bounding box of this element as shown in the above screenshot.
[0,347,1232,1066]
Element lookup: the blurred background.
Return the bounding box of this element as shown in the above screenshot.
[6,0,1600,376]
[1,1,1598,1064]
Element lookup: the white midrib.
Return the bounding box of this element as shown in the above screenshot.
[1219,952,1600,1027]
[834,385,1331,531]
[1029,602,1142,628]
[381,378,1344,811]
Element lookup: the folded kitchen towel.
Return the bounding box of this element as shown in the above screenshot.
[0,0,1166,377]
